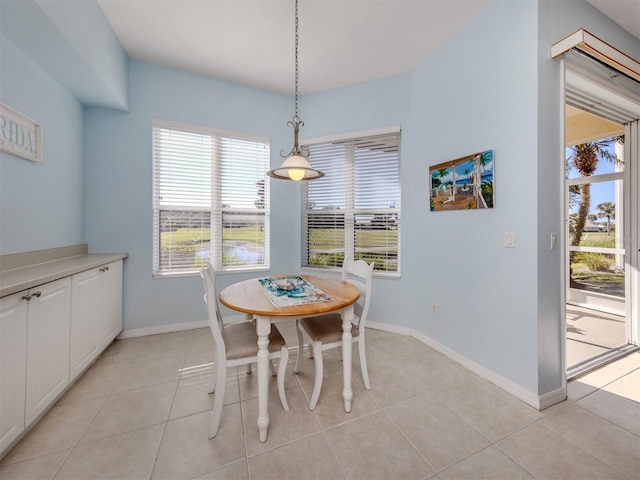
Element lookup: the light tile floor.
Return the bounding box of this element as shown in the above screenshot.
[566,305,627,368]
[1,325,639,479]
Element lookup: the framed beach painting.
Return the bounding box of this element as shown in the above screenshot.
[429,150,494,212]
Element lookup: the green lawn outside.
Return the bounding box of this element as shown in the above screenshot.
[160,226,398,271]
[579,232,615,247]
[161,226,264,247]
[159,226,265,270]
[571,231,623,298]
[308,228,399,271]
[308,228,398,250]
[162,226,391,250]
[161,228,209,245]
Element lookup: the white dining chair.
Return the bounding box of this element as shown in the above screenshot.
[200,264,289,438]
[293,256,374,410]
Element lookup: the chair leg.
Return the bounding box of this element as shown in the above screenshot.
[358,338,370,389]
[208,361,217,394]
[293,320,304,373]
[209,359,227,438]
[269,359,277,376]
[308,341,323,410]
[246,364,252,374]
[277,347,290,412]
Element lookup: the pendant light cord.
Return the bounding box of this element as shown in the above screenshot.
[294,0,300,120]
[268,0,324,179]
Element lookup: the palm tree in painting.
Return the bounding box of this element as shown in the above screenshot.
[462,166,472,193]
[433,168,448,193]
[596,202,615,235]
[479,151,492,179]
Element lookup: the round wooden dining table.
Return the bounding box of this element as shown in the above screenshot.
[219,274,360,442]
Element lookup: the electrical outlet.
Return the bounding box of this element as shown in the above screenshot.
[432,303,438,316]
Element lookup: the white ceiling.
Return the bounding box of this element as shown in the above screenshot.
[97,0,640,96]
[587,0,640,44]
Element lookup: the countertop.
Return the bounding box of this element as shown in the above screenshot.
[0,253,128,298]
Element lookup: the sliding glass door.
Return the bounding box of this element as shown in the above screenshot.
[563,50,639,377]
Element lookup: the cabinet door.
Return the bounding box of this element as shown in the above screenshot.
[0,292,28,453]
[102,260,123,348]
[70,268,102,381]
[25,277,71,425]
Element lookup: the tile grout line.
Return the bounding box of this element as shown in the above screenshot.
[46,353,137,478]
[149,331,206,480]
[541,401,640,478]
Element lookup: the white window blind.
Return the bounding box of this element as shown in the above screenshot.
[302,128,401,275]
[153,121,269,276]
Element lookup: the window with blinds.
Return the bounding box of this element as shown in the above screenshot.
[152,120,270,276]
[301,128,401,276]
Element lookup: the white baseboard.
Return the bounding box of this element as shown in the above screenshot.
[118,314,249,339]
[119,317,566,410]
[367,320,565,410]
[118,320,208,339]
[539,386,568,410]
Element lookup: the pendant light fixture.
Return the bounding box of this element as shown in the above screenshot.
[267,0,324,181]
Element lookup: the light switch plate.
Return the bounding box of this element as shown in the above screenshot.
[504,231,515,248]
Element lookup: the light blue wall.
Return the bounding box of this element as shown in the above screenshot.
[84,61,294,329]
[409,1,541,393]
[0,36,84,254]
[1,0,128,110]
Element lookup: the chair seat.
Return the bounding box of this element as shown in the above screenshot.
[299,313,359,344]
[223,322,286,360]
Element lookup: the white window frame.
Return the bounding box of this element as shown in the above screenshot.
[301,126,401,278]
[152,119,270,277]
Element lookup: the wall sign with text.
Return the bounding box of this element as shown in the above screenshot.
[0,103,43,163]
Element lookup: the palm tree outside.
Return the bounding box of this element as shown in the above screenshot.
[566,135,623,288]
[596,201,615,235]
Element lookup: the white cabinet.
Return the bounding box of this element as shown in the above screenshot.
[25,278,71,425]
[70,268,102,379]
[70,260,123,380]
[1,277,72,450]
[102,260,123,347]
[0,292,28,453]
[0,254,125,458]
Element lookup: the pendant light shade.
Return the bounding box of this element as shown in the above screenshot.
[267,0,324,181]
[267,154,325,181]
